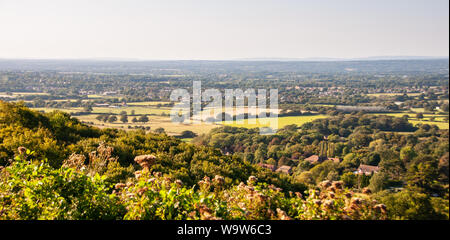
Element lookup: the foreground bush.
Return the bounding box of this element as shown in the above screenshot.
[0,148,387,220]
[0,150,125,220]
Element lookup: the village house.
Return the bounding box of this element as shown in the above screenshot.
[355,164,380,175]
[304,155,325,164]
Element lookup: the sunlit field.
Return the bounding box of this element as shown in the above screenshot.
[222,115,328,129]
[409,120,449,129]
[91,107,171,115]
[32,106,171,115]
[127,101,171,106]
[366,93,423,97]
[76,114,220,136]
[372,112,449,130]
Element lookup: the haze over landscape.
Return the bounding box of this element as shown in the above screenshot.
[0,0,448,60]
[0,0,449,223]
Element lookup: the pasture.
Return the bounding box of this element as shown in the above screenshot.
[371,112,449,130]
[367,93,423,97]
[222,115,328,129]
[76,114,219,136]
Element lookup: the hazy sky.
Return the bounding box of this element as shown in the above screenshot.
[0,0,448,60]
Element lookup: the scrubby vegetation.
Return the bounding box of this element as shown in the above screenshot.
[0,101,448,220]
[0,149,387,220]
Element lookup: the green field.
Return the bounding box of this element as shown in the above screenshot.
[367,93,422,97]
[410,108,426,113]
[180,138,194,142]
[87,94,107,99]
[76,114,219,136]
[222,115,328,129]
[0,92,50,98]
[32,106,171,115]
[409,120,449,130]
[374,112,447,118]
[33,107,84,113]
[30,104,216,136]
[372,112,449,130]
[310,104,336,107]
[91,107,171,115]
[127,101,171,106]
[8,92,50,96]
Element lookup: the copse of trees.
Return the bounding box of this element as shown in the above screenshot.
[138,115,149,123]
[120,114,128,123]
[108,115,118,123]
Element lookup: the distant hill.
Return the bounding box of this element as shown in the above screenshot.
[0,58,448,74]
[237,56,449,61]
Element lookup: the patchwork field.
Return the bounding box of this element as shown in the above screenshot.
[0,92,50,98]
[366,93,423,97]
[76,114,219,136]
[127,101,172,106]
[33,107,84,113]
[222,115,328,129]
[33,106,171,115]
[372,112,449,130]
[409,120,449,130]
[91,107,171,115]
[31,101,449,135]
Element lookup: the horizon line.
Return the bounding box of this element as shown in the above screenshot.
[0,56,449,62]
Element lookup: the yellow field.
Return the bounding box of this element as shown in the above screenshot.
[367,93,422,97]
[10,92,49,96]
[91,107,171,115]
[411,108,426,113]
[374,113,447,119]
[32,106,171,115]
[372,112,449,130]
[409,120,449,130]
[0,92,50,97]
[76,114,219,136]
[127,101,171,106]
[33,107,84,113]
[222,115,328,129]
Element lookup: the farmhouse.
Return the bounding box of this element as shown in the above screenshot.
[304,155,325,164]
[356,164,380,175]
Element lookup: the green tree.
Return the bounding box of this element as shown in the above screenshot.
[138,115,149,123]
[154,127,165,134]
[400,146,417,164]
[108,116,117,123]
[368,172,389,192]
[376,190,445,220]
[406,161,439,194]
[120,114,128,123]
[340,172,357,188]
[180,130,197,138]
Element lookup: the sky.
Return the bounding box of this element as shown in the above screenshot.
[0,0,448,60]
